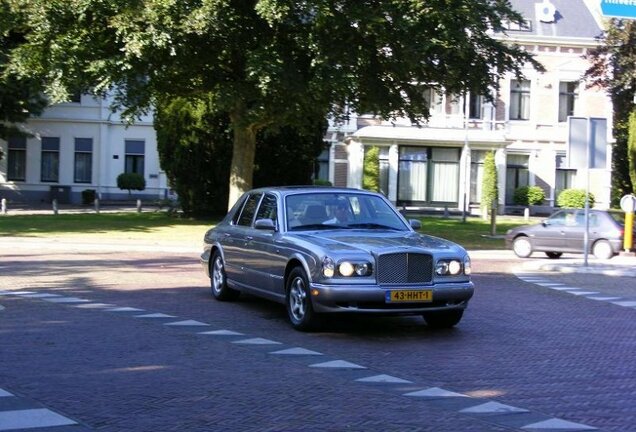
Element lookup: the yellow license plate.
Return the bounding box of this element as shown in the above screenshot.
[385,290,433,303]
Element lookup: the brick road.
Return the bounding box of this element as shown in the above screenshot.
[1,247,635,431]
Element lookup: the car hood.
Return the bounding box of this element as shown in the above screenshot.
[290,230,465,256]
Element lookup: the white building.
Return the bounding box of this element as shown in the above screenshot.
[319,0,613,215]
[0,94,167,204]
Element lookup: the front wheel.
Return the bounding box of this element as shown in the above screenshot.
[422,309,464,329]
[210,251,240,301]
[512,236,533,258]
[286,267,320,331]
[592,240,614,260]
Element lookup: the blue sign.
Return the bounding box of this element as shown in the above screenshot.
[601,0,636,19]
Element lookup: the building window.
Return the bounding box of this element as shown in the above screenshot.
[314,146,330,183]
[555,155,576,203]
[7,136,26,181]
[397,146,460,205]
[74,138,93,183]
[558,81,578,122]
[125,140,145,176]
[468,95,484,120]
[505,154,529,205]
[470,150,487,204]
[509,79,531,121]
[41,137,60,183]
[424,88,443,116]
[398,147,428,203]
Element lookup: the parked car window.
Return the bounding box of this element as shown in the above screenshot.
[256,193,277,223]
[547,210,568,226]
[236,193,262,226]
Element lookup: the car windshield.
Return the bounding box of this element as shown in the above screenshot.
[285,192,409,231]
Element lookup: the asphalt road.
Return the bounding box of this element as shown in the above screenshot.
[1,248,635,432]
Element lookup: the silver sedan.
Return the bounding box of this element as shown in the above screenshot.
[201,187,474,331]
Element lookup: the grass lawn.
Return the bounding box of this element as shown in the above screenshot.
[0,211,539,250]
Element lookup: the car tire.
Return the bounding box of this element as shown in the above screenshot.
[512,236,533,258]
[286,267,320,331]
[545,252,562,259]
[592,240,614,260]
[422,309,464,329]
[210,251,240,301]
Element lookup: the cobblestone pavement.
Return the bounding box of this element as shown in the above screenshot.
[1,246,635,431]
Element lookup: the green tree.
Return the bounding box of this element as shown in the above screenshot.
[585,19,636,203]
[116,172,146,197]
[362,146,380,192]
[629,111,636,191]
[0,0,47,154]
[557,188,595,209]
[481,151,498,213]
[155,94,326,215]
[10,0,540,207]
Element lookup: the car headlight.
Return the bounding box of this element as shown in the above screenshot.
[464,256,472,275]
[322,257,335,277]
[435,259,464,276]
[338,261,372,277]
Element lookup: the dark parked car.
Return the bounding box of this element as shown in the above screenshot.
[201,187,474,331]
[505,209,634,260]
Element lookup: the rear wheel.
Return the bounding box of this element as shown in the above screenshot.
[512,236,533,258]
[545,252,562,259]
[210,251,240,301]
[592,240,614,260]
[286,267,320,331]
[422,309,464,329]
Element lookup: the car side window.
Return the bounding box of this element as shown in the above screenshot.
[256,193,277,224]
[236,193,262,226]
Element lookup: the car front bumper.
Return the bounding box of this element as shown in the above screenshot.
[309,281,474,314]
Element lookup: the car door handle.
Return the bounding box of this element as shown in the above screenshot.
[223,233,231,237]
[246,236,254,241]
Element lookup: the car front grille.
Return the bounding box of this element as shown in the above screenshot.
[377,253,433,285]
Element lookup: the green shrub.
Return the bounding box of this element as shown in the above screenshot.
[81,189,96,205]
[557,188,595,208]
[481,151,498,212]
[313,179,332,186]
[513,185,545,206]
[117,173,146,196]
[362,146,380,192]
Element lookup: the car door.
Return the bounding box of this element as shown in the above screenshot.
[561,210,588,252]
[222,192,262,287]
[533,210,571,251]
[243,193,287,298]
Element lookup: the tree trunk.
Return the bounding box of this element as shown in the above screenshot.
[227,121,257,210]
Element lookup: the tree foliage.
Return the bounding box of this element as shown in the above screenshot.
[0,0,47,155]
[155,95,325,216]
[8,0,541,206]
[117,172,146,196]
[585,19,636,202]
[362,146,380,193]
[481,151,498,213]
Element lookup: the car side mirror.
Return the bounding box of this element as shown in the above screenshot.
[254,219,277,231]
[409,219,422,230]
[542,220,549,227]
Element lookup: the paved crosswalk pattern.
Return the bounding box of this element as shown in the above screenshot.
[0,288,598,431]
[514,271,636,311]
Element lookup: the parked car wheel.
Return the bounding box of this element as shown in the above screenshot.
[512,236,533,258]
[286,267,319,331]
[592,240,614,260]
[210,251,240,301]
[545,252,562,259]
[422,309,464,329]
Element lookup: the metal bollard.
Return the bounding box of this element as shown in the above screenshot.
[94,198,100,214]
[52,199,58,215]
[1,198,6,215]
[524,207,530,222]
[136,199,142,213]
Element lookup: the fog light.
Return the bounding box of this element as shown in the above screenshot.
[435,261,449,275]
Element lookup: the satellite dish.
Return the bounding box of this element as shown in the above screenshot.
[536,0,557,23]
